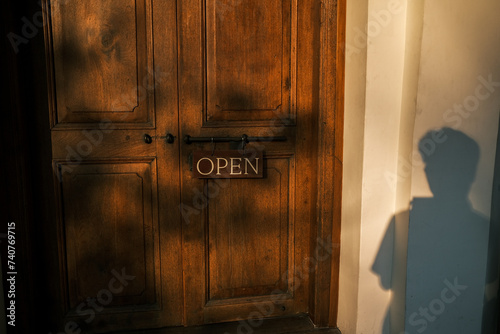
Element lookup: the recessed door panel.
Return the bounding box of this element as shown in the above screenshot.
[48,0,154,127]
[53,160,163,330]
[208,156,294,302]
[205,0,297,126]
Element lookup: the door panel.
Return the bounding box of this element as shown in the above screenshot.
[57,161,160,311]
[207,156,294,303]
[48,0,154,127]
[205,0,296,125]
[50,159,170,332]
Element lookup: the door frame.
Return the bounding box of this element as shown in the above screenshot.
[312,0,345,327]
[6,0,345,330]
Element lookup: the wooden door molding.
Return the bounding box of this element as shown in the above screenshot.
[312,0,345,327]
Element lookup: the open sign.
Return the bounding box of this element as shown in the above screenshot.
[192,151,264,179]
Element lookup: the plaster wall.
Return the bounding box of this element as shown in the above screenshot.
[339,0,500,333]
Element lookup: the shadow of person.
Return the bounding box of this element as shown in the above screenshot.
[373,128,494,334]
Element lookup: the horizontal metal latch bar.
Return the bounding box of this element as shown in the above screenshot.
[183,134,287,145]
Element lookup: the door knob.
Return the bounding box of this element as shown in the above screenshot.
[163,133,175,144]
[144,134,153,144]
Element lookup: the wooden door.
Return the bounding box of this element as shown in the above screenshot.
[176,0,318,325]
[42,0,341,332]
[45,1,183,332]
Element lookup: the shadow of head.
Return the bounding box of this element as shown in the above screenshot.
[419,127,480,198]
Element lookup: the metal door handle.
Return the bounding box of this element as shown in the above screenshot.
[183,134,286,144]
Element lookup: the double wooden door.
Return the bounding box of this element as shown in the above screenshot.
[43,0,339,332]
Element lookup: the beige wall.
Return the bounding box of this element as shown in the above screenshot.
[340,0,410,332]
[411,0,500,213]
[339,0,500,333]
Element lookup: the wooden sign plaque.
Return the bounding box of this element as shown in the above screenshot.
[192,150,264,179]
